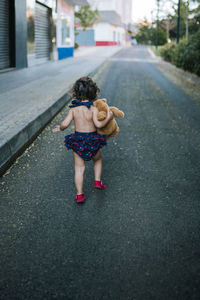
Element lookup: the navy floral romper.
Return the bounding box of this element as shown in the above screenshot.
[64,100,107,161]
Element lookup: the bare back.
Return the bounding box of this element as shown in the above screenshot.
[72,105,96,132]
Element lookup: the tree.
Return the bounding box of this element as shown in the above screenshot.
[159,18,175,41]
[191,0,200,14]
[152,0,200,43]
[135,21,152,45]
[170,0,200,40]
[152,27,168,45]
[135,22,167,45]
[75,6,100,32]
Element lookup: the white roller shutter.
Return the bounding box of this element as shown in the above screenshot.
[35,2,51,60]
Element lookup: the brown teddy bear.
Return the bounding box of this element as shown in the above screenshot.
[93,98,124,138]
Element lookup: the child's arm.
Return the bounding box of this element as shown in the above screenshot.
[92,107,113,129]
[52,109,73,132]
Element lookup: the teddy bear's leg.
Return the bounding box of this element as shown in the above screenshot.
[110,107,124,119]
[109,125,119,137]
[106,136,110,141]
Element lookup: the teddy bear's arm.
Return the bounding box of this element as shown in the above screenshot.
[110,106,124,118]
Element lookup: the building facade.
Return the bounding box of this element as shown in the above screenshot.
[75,0,133,46]
[56,0,88,59]
[27,0,57,66]
[56,0,74,60]
[0,0,87,71]
[0,0,27,71]
[27,0,88,65]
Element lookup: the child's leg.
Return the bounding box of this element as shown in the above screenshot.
[92,150,102,181]
[73,152,85,195]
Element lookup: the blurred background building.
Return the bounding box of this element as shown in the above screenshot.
[26,0,57,66]
[75,0,133,46]
[56,0,88,60]
[0,0,88,71]
[0,0,133,71]
[26,0,88,66]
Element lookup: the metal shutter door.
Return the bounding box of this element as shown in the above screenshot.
[35,3,50,59]
[0,0,10,69]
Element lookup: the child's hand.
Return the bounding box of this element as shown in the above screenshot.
[108,110,113,120]
[105,110,113,120]
[52,125,62,132]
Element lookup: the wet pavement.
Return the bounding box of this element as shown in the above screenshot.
[1,46,200,300]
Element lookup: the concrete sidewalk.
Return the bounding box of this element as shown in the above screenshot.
[0,46,122,175]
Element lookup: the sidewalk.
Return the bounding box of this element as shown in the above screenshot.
[0,46,122,175]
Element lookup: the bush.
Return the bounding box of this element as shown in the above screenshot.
[152,27,167,46]
[74,42,79,49]
[160,29,200,76]
[172,38,188,68]
[182,30,200,75]
[135,25,167,45]
[160,42,176,62]
[173,31,200,75]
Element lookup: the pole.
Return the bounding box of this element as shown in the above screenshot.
[167,18,169,42]
[176,0,181,43]
[151,10,153,46]
[186,0,189,40]
[156,0,160,49]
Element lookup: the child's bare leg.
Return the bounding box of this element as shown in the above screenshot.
[73,152,85,195]
[92,150,102,181]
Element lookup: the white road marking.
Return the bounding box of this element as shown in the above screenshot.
[108,57,160,63]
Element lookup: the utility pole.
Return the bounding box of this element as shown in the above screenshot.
[176,0,181,43]
[151,10,154,46]
[186,0,189,40]
[167,18,170,42]
[156,0,160,49]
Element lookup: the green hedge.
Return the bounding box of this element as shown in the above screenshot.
[160,29,200,76]
[160,42,176,62]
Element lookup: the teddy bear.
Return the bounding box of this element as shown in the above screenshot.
[93,98,124,138]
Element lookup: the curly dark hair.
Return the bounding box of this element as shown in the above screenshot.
[72,76,100,101]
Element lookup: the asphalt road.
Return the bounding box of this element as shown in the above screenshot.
[1,46,200,300]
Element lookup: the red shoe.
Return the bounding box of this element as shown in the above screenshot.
[94,181,106,190]
[75,194,85,203]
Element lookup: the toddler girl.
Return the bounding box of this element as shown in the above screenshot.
[53,77,113,203]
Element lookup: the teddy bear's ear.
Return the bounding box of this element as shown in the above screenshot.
[97,98,106,103]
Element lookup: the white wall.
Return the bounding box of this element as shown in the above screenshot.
[57,0,74,48]
[89,0,115,11]
[89,0,133,25]
[88,0,127,45]
[94,23,111,40]
[94,22,125,44]
[115,0,123,17]
[121,0,133,25]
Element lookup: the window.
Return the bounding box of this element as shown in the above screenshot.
[61,15,71,45]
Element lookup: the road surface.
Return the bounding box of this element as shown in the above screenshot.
[1,46,200,300]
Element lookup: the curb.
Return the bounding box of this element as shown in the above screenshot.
[148,47,162,61]
[0,92,71,176]
[159,59,200,85]
[0,53,121,176]
[149,47,200,84]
